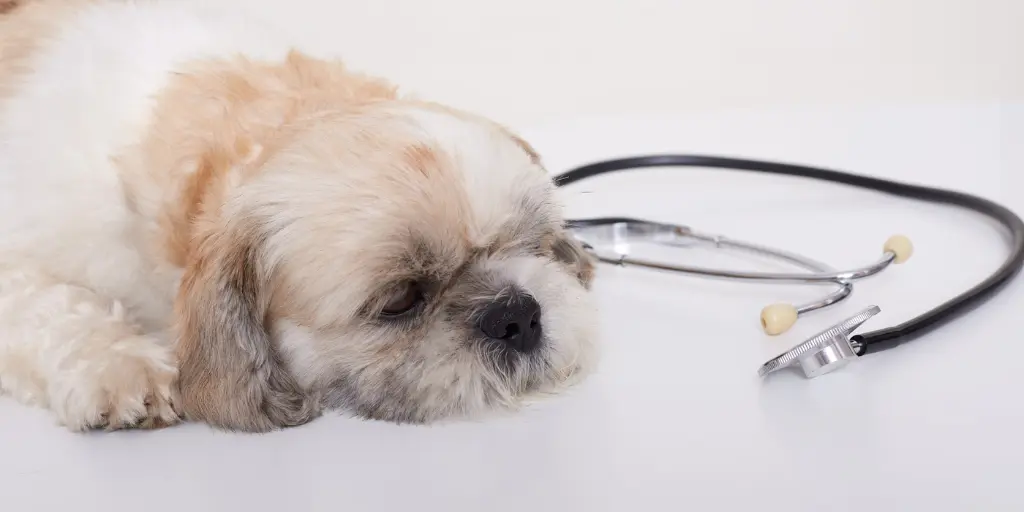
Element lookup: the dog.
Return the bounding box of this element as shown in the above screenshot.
[0,0,599,432]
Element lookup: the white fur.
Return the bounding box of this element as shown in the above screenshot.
[0,2,296,429]
[399,106,556,241]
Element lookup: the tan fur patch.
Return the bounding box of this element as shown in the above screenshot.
[164,154,223,266]
[114,50,399,268]
[403,143,442,177]
[507,132,542,166]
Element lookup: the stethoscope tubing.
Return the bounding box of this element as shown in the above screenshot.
[555,154,1024,356]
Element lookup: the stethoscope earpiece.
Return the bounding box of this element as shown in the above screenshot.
[760,303,798,335]
[883,234,914,264]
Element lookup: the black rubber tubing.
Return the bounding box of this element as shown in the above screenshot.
[553,154,1024,355]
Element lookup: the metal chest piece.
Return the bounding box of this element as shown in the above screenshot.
[758,305,881,379]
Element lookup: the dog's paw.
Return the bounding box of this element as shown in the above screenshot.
[50,336,181,432]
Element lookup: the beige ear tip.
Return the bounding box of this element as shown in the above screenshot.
[760,303,798,335]
[884,234,913,264]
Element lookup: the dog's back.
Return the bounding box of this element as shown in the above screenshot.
[0,0,295,325]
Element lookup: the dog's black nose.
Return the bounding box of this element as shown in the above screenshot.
[478,292,543,353]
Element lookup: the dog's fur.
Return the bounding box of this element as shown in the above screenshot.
[0,0,598,432]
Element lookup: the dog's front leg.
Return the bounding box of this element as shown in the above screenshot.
[0,267,181,431]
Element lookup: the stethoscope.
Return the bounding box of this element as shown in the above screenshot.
[555,155,1024,379]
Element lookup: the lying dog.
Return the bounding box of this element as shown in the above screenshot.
[0,0,598,432]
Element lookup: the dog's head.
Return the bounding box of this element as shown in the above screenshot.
[173,102,599,431]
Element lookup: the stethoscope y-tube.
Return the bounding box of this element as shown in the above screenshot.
[554,154,1024,358]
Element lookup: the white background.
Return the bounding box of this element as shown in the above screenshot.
[2,1,1023,511]
[224,0,1024,131]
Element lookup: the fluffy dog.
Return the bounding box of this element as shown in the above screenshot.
[0,0,598,432]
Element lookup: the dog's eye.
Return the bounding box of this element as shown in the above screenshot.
[380,281,424,317]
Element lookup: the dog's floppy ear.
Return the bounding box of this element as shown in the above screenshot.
[551,231,596,289]
[174,219,321,432]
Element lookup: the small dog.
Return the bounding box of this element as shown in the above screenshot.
[0,0,598,432]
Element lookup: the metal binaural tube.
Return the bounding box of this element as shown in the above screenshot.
[569,218,903,335]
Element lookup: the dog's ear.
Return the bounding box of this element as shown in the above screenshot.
[551,231,596,289]
[174,219,321,432]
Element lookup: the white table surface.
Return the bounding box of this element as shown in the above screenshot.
[2,102,1022,511]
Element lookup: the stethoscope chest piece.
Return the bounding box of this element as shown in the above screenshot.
[758,305,880,379]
